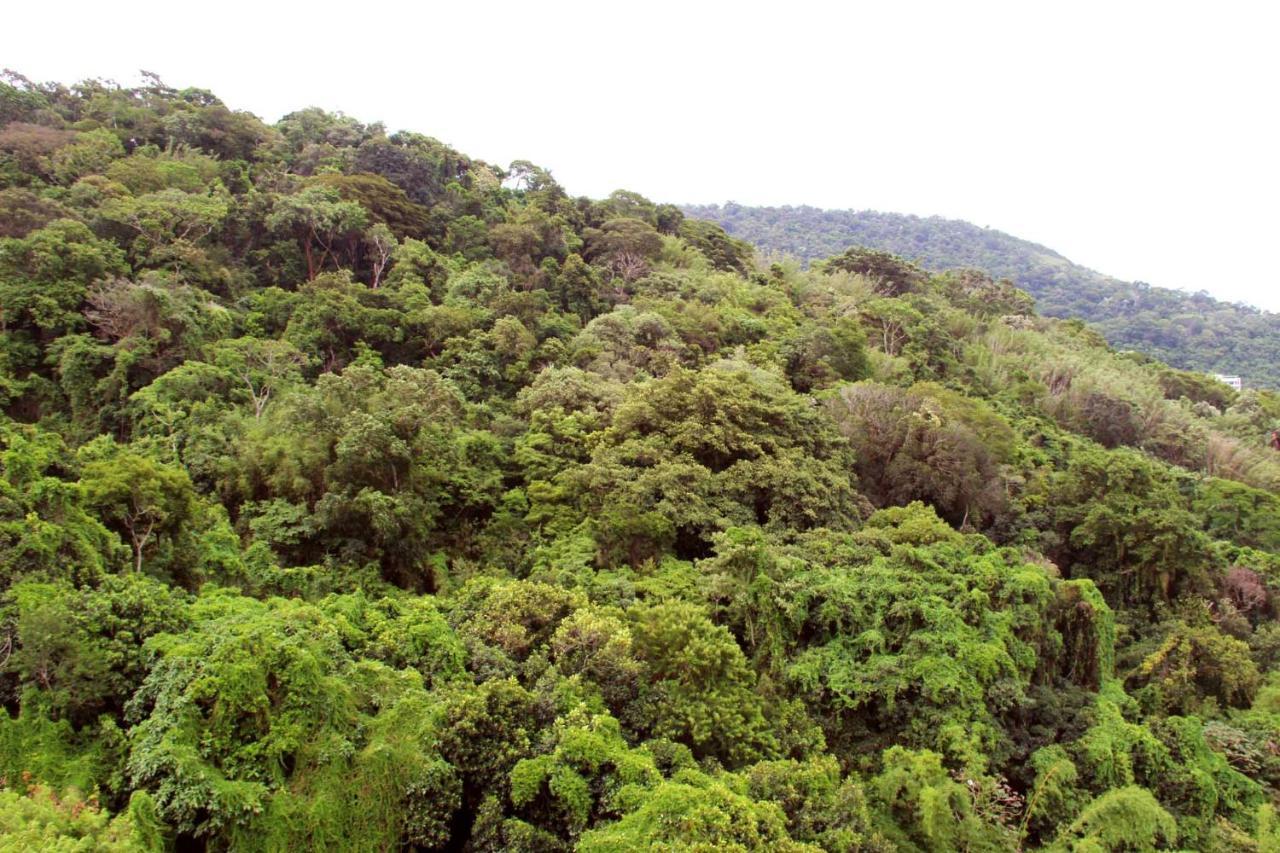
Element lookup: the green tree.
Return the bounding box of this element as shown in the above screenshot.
[1053,786,1177,851]
[266,186,368,280]
[80,451,195,573]
[210,337,306,419]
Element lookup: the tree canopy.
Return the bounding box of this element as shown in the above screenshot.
[1,71,1280,850]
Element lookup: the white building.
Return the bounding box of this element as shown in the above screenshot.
[1214,374,1244,392]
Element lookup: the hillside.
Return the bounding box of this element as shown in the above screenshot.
[684,203,1280,389]
[4,72,1280,851]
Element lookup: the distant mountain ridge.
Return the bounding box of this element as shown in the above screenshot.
[682,203,1280,389]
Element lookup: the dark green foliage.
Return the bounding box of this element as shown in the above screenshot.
[0,72,1276,850]
[685,203,1280,389]
[2,575,188,725]
[678,218,754,273]
[827,382,1013,528]
[1046,446,1212,607]
[746,757,888,850]
[818,247,926,297]
[782,314,870,392]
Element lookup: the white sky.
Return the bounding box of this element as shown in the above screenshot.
[5,1,1279,310]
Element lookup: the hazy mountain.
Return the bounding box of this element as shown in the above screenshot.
[684,203,1280,388]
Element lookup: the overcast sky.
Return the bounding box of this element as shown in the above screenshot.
[6,1,1278,309]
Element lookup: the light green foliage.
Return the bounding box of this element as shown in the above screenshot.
[1052,786,1177,851]
[515,365,622,485]
[628,600,776,765]
[0,72,1277,851]
[577,768,817,852]
[1258,804,1280,852]
[0,710,126,800]
[209,336,307,419]
[51,129,126,185]
[103,145,221,194]
[79,449,195,574]
[318,592,465,687]
[1128,621,1260,715]
[1023,746,1085,845]
[1072,699,1167,792]
[1065,698,1263,845]
[785,503,1055,769]
[1054,580,1116,689]
[1144,715,1263,846]
[0,424,123,586]
[697,525,805,673]
[124,590,461,850]
[0,785,158,852]
[436,677,537,819]
[452,577,585,676]
[509,708,661,839]
[870,746,1011,851]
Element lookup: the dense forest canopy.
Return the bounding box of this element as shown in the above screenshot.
[3,70,1280,850]
[683,203,1280,390]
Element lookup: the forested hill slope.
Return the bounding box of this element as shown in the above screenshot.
[683,203,1280,389]
[6,72,1280,851]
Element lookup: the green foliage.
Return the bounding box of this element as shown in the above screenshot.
[577,768,815,852]
[1127,622,1260,715]
[818,247,926,296]
[0,785,157,852]
[550,360,860,564]
[1052,786,1177,851]
[509,708,661,839]
[827,382,1013,527]
[79,449,196,575]
[51,129,126,185]
[746,756,889,850]
[784,504,1057,770]
[0,424,123,586]
[1047,446,1212,607]
[685,203,1280,389]
[3,575,188,725]
[1194,477,1280,553]
[628,600,775,765]
[0,709,127,801]
[0,218,127,340]
[0,72,1277,850]
[870,746,1010,851]
[124,590,461,850]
